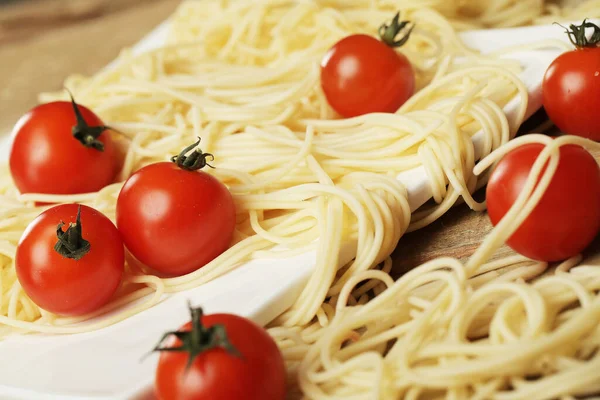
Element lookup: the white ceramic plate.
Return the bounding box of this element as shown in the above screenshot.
[0,19,573,400]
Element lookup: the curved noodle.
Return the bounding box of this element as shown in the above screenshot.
[0,0,598,398]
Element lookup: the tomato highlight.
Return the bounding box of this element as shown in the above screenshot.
[320,12,416,118]
[542,20,600,141]
[16,204,124,316]
[116,138,236,277]
[9,93,119,195]
[486,143,600,262]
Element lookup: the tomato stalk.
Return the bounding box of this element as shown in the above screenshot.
[66,90,111,152]
[54,205,91,261]
[171,137,215,171]
[557,19,600,48]
[152,303,241,371]
[378,11,415,48]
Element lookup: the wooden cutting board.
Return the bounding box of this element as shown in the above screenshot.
[1,0,598,278]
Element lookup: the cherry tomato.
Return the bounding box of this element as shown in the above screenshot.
[154,305,286,400]
[486,143,600,262]
[116,140,236,276]
[320,13,415,118]
[16,204,124,316]
[542,21,600,141]
[9,96,118,195]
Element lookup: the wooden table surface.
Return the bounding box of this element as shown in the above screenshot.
[0,0,597,277]
[0,0,180,134]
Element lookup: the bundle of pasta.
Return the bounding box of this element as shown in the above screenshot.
[296,135,600,400]
[0,0,599,399]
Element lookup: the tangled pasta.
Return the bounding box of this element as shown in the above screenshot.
[0,0,598,398]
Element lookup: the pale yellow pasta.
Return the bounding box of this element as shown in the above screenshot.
[0,1,598,399]
[299,136,600,399]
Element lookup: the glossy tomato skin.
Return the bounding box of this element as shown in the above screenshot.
[486,143,600,262]
[116,162,236,276]
[16,204,124,316]
[155,314,286,400]
[320,34,415,118]
[9,101,117,195]
[542,47,600,141]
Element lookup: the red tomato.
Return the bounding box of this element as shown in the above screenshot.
[9,98,118,195]
[486,143,600,262]
[16,204,124,316]
[154,306,286,400]
[542,21,600,140]
[320,13,415,118]
[116,142,236,276]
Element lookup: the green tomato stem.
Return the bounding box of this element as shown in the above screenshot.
[378,11,415,48]
[151,302,241,372]
[54,205,91,261]
[171,137,216,171]
[66,89,110,152]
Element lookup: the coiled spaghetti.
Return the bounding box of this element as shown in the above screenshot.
[0,1,598,398]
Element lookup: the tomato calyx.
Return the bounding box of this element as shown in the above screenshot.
[54,205,91,261]
[66,90,110,152]
[556,19,600,48]
[152,303,241,371]
[171,137,215,171]
[378,11,415,48]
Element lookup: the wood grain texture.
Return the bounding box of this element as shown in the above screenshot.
[392,200,506,278]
